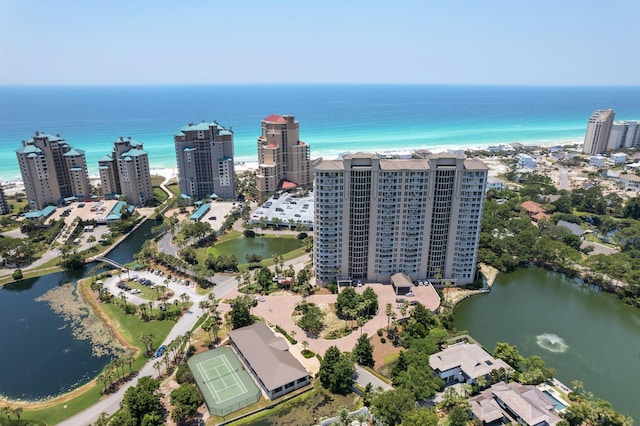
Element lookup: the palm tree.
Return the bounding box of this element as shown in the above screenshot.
[385,303,393,330]
[140,333,155,354]
[126,355,135,373]
[153,360,162,377]
[118,291,127,309]
[400,301,409,319]
[147,301,154,317]
[13,407,23,421]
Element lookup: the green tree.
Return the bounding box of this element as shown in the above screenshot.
[493,342,524,370]
[400,407,438,426]
[448,404,471,426]
[230,295,254,329]
[121,376,163,425]
[371,388,416,426]
[319,346,354,394]
[170,383,202,424]
[353,334,374,367]
[297,304,325,336]
[12,269,23,281]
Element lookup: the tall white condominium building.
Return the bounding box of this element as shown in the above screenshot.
[16,132,90,211]
[0,186,9,215]
[608,120,640,150]
[174,121,236,201]
[314,153,488,286]
[582,109,615,155]
[256,115,311,195]
[98,137,153,206]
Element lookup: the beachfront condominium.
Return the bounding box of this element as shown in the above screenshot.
[174,121,236,201]
[98,137,153,206]
[16,132,91,211]
[608,120,640,150]
[314,153,488,286]
[256,115,311,195]
[582,109,615,155]
[0,186,9,215]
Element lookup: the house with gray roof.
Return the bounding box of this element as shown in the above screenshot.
[469,381,563,425]
[429,342,512,385]
[556,220,584,238]
[228,322,310,399]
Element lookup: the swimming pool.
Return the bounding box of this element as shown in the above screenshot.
[543,390,567,411]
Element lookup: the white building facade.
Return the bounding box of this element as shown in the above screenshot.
[583,109,615,155]
[314,153,487,286]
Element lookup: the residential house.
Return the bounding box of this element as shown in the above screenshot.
[556,220,584,239]
[589,155,606,168]
[611,152,627,165]
[428,342,512,385]
[516,153,536,169]
[469,381,563,426]
[620,173,640,191]
[521,201,550,223]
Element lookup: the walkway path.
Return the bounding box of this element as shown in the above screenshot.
[58,270,237,426]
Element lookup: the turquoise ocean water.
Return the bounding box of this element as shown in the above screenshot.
[1,85,639,181]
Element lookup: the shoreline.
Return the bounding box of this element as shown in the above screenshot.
[0,139,583,186]
[0,276,136,409]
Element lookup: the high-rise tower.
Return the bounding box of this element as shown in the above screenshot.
[174,121,236,201]
[256,115,311,195]
[583,109,615,155]
[16,132,90,210]
[99,137,153,206]
[314,153,487,286]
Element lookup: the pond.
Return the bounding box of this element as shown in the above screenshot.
[0,220,157,401]
[0,266,112,400]
[209,236,303,263]
[454,266,640,421]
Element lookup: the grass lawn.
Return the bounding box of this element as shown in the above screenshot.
[20,279,174,424]
[125,280,160,301]
[227,383,361,426]
[166,182,181,197]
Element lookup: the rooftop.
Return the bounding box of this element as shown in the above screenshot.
[229,322,308,391]
[429,342,511,380]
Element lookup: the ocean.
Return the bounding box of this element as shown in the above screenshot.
[1,84,639,181]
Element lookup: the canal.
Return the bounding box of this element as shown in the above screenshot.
[454,266,640,421]
[0,220,156,401]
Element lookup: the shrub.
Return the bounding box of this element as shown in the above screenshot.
[297,232,308,240]
[377,329,383,337]
[176,363,195,384]
[302,349,315,358]
[12,269,23,281]
[380,337,386,344]
[243,229,256,238]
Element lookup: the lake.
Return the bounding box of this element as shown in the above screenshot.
[0,220,157,401]
[454,266,640,421]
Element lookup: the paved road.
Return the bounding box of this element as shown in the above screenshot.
[559,168,569,190]
[353,365,392,391]
[59,271,238,426]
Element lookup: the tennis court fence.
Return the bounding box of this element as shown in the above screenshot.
[207,391,260,417]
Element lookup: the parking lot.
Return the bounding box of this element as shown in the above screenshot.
[249,192,314,229]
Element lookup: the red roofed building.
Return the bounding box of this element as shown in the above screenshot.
[256,115,311,195]
[521,200,550,222]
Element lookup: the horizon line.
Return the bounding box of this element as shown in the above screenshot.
[1,82,640,89]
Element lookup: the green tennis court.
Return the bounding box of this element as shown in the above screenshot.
[188,346,260,416]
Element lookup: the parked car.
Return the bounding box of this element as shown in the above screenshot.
[155,345,166,358]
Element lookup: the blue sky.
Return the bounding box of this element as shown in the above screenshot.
[1,0,638,86]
